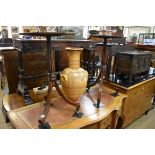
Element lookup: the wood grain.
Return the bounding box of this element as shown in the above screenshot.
[104,76,155,127]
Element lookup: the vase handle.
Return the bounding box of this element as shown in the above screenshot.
[60,74,67,83]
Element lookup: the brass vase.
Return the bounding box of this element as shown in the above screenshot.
[61,47,88,101]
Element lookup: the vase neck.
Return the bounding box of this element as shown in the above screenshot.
[68,50,81,69]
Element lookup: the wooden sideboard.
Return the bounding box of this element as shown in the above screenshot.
[104,76,155,128]
[7,86,126,129]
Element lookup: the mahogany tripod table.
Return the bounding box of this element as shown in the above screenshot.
[17,32,82,128]
[87,35,123,108]
[17,32,66,105]
[90,35,123,80]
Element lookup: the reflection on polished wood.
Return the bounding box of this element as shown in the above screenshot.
[7,86,126,129]
[2,89,58,122]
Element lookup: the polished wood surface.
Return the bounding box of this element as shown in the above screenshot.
[7,86,126,129]
[90,35,123,39]
[3,88,59,110]
[19,32,75,37]
[20,32,65,36]
[107,76,155,90]
[2,88,59,122]
[104,76,155,127]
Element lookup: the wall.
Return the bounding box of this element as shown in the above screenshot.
[124,26,155,42]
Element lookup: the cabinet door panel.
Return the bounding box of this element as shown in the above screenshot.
[123,80,154,126]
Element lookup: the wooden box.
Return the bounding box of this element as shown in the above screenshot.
[115,51,152,83]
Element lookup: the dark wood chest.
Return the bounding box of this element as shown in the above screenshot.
[115,51,152,83]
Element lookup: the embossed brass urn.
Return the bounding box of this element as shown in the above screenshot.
[61,47,88,101]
